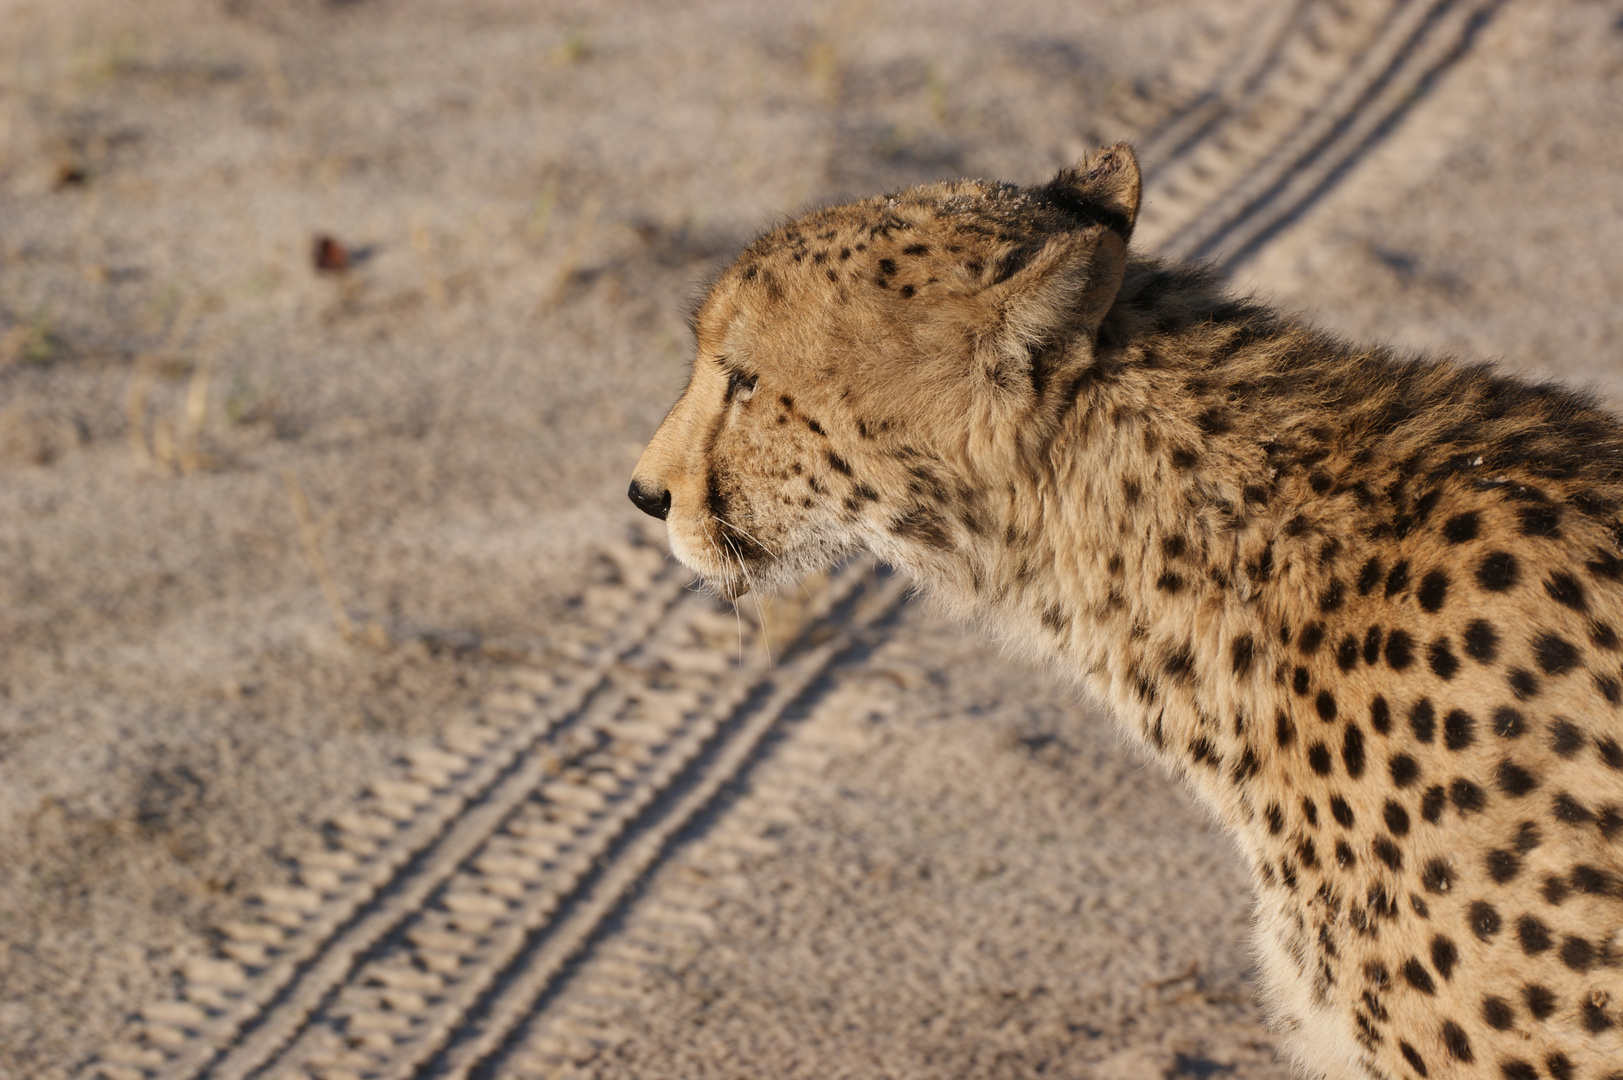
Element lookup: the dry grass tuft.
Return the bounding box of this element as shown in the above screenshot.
[282,468,356,644]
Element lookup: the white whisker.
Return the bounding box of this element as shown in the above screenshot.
[712,512,780,559]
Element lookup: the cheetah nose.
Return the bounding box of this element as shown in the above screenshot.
[628,479,672,521]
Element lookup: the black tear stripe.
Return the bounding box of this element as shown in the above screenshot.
[704,465,769,561]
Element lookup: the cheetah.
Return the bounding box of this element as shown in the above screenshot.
[628,144,1623,1080]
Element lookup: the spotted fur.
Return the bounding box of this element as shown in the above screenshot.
[630,145,1623,1080]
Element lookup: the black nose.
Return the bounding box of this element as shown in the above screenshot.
[628,479,671,520]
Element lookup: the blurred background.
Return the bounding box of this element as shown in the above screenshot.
[3,2,1622,1077]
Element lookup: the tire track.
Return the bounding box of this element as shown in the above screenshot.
[1140,0,1503,268]
[80,4,1498,1078]
[223,564,904,1080]
[81,536,685,1080]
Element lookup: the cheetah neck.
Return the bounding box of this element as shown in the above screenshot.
[912,269,1421,828]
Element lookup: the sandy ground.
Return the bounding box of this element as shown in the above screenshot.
[2,1,1622,1077]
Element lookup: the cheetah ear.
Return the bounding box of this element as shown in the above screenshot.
[1045,142,1141,247]
[977,145,1140,392]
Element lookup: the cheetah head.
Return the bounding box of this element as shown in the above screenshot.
[630,144,1141,600]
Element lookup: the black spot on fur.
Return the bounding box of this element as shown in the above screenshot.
[1374,836,1403,870]
[1428,638,1459,680]
[1230,634,1255,677]
[1499,1060,1537,1080]
[1533,633,1579,675]
[1482,996,1514,1029]
[1517,914,1552,953]
[1490,707,1523,739]
[1194,408,1231,436]
[1422,785,1446,822]
[1469,900,1501,939]
[1588,547,1623,580]
[1560,936,1595,973]
[1336,635,1359,671]
[1422,858,1451,893]
[1163,646,1195,682]
[1299,621,1325,655]
[1440,1020,1471,1062]
[1443,710,1476,751]
[1308,742,1333,775]
[1552,792,1592,824]
[1383,799,1411,836]
[1545,571,1588,611]
[1390,754,1420,788]
[1385,630,1415,671]
[1357,557,1383,596]
[1410,699,1436,743]
[1370,694,1391,734]
[1572,864,1615,894]
[1417,570,1449,612]
[1384,560,1410,599]
[1518,503,1562,538]
[1364,626,1383,665]
[1581,1000,1615,1034]
[1522,983,1557,1019]
[1452,779,1487,814]
[1330,796,1355,827]
[1488,849,1523,885]
[1276,711,1295,747]
[1550,719,1585,758]
[1342,725,1365,778]
[889,505,952,550]
[1442,512,1479,543]
[1495,760,1537,797]
[1476,551,1520,591]
[1463,620,1499,663]
[1397,1041,1429,1078]
[1041,604,1067,634]
[1316,690,1337,722]
[1507,668,1540,700]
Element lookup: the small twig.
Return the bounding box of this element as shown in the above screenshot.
[177,350,217,474]
[1145,960,1200,991]
[126,355,158,465]
[126,295,203,470]
[283,469,355,642]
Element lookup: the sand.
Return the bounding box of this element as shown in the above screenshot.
[2,1,1621,1077]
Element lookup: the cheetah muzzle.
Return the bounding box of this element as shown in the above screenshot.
[630,144,1623,1080]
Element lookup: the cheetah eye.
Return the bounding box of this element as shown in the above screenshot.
[727,369,758,403]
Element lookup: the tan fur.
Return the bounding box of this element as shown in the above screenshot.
[631,145,1623,1080]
